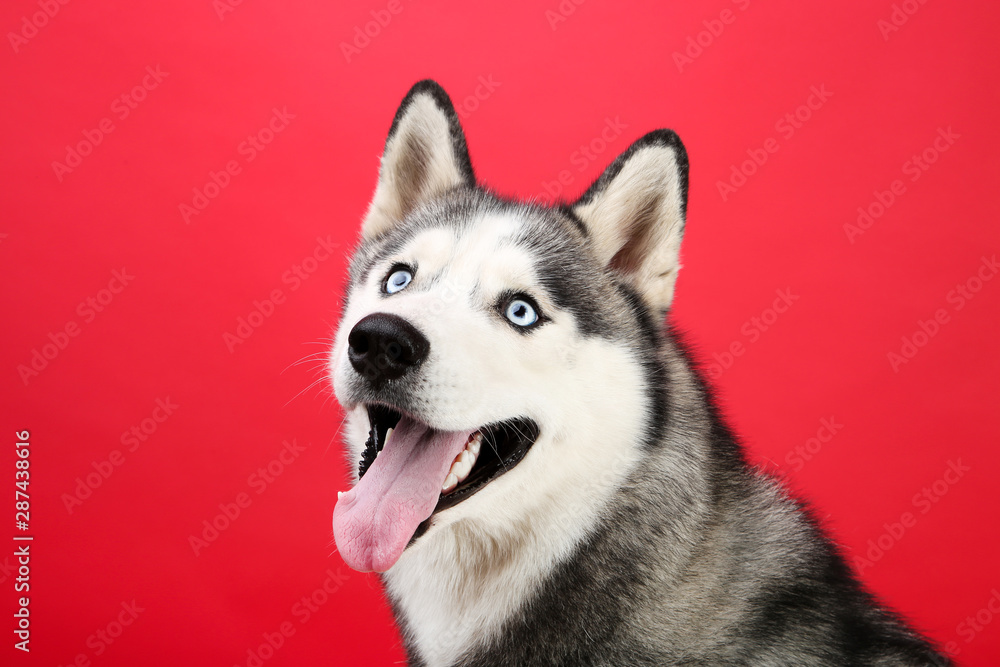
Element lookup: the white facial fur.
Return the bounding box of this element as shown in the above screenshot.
[329,212,650,666]
[331,80,687,666]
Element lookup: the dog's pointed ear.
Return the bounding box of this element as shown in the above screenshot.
[362,80,474,240]
[570,130,689,315]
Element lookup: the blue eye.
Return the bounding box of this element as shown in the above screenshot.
[385,268,412,294]
[505,298,538,327]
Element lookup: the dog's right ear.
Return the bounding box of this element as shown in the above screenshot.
[361,80,474,240]
[570,130,689,316]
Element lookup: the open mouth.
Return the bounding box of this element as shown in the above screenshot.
[332,403,539,572]
[359,404,539,514]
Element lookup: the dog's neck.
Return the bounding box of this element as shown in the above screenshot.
[382,428,646,667]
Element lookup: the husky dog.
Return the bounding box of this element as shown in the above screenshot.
[329,80,949,666]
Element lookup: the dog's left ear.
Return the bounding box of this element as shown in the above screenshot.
[362,80,475,240]
[571,130,689,315]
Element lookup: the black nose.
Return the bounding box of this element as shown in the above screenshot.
[348,313,430,384]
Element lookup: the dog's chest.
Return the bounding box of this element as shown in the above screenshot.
[385,533,554,667]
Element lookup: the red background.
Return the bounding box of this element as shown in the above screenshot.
[2,1,998,665]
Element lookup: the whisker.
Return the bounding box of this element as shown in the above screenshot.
[283,375,329,408]
[281,350,331,375]
[323,412,350,458]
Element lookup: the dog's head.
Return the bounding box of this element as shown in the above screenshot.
[331,81,688,573]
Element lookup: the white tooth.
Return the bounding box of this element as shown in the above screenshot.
[442,473,458,493]
[384,427,394,445]
[452,458,472,482]
[338,491,343,499]
[468,433,481,456]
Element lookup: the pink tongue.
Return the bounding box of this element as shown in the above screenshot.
[333,416,473,572]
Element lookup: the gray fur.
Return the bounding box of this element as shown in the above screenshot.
[441,329,949,666]
[334,81,950,666]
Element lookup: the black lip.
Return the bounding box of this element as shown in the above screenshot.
[357,404,401,479]
[358,404,540,514]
